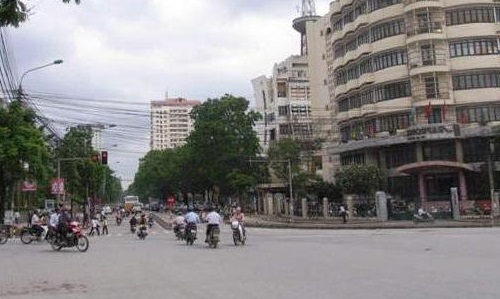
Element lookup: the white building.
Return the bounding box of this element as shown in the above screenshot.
[307,0,500,207]
[150,98,200,150]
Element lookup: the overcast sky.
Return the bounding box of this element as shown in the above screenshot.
[8,0,331,189]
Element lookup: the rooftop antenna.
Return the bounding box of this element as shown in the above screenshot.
[300,0,316,17]
[293,0,319,55]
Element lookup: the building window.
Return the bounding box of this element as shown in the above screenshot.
[424,76,440,99]
[368,0,401,12]
[446,7,496,26]
[456,105,500,124]
[452,72,500,90]
[373,49,407,71]
[370,19,405,42]
[449,39,499,57]
[278,105,289,116]
[422,141,456,161]
[421,44,436,65]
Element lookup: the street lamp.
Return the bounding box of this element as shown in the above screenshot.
[18,59,64,93]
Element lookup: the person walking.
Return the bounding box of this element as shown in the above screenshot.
[102,216,109,235]
[89,217,101,236]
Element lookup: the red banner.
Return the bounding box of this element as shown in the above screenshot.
[21,181,37,192]
[50,178,65,195]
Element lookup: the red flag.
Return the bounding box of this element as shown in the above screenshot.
[425,100,432,119]
[441,100,446,122]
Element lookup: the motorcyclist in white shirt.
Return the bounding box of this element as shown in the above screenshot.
[204,206,222,243]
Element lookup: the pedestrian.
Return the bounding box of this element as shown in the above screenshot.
[102,216,108,235]
[89,217,101,236]
[339,204,348,224]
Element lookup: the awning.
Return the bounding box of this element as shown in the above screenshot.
[394,160,477,174]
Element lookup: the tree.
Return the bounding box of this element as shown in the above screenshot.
[185,94,262,203]
[0,100,51,223]
[0,0,81,27]
[334,164,384,197]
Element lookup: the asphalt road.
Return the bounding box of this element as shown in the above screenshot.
[1,221,499,299]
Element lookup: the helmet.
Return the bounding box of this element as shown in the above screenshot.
[187,206,193,212]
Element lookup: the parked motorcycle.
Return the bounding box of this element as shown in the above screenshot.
[185,223,197,245]
[137,225,148,240]
[174,223,185,240]
[20,225,48,244]
[0,225,18,244]
[48,221,89,252]
[413,213,434,223]
[231,221,246,246]
[207,225,220,249]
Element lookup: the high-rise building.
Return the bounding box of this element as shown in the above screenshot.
[150,97,200,150]
[310,0,500,208]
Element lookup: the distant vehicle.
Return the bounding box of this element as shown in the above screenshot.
[102,206,112,215]
[123,195,140,214]
[132,203,143,213]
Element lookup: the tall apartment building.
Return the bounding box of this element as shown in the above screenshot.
[311,0,500,208]
[150,98,200,150]
[252,56,314,150]
[252,2,321,155]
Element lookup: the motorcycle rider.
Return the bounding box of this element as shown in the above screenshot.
[129,214,138,232]
[138,213,148,236]
[231,206,246,238]
[184,207,200,238]
[58,207,71,245]
[30,210,44,237]
[204,206,222,243]
[48,208,60,238]
[148,213,154,227]
[172,212,185,236]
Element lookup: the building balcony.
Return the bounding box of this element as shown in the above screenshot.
[348,108,362,118]
[450,55,500,72]
[447,23,498,40]
[454,88,500,105]
[404,0,443,12]
[369,3,404,25]
[409,63,449,77]
[406,29,445,44]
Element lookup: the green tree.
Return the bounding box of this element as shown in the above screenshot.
[334,164,384,197]
[0,0,81,27]
[185,94,262,203]
[0,100,51,223]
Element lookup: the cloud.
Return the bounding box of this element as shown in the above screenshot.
[9,0,332,187]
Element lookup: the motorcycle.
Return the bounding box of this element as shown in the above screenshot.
[413,212,434,223]
[130,224,137,233]
[185,223,197,245]
[116,216,122,226]
[20,225,48,244]
[48,221,89,252]
[0,225,18,244]
[137,225,148,240]
[231,221,246,246]
[174,223,185,240]
[207,225,220,249]
[148,218,154,228]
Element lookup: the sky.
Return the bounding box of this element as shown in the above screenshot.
[7,0,331,189]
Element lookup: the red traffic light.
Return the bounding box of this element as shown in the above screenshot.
[101,151,108,165]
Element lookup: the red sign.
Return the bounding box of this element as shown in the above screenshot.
[167,196,175,208]
[21,181,37,192]
[51,178,65,195]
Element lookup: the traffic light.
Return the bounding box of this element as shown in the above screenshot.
[101,151,108,165]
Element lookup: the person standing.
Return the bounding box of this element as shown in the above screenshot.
[339,205,348,224]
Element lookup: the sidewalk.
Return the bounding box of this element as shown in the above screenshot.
[152,212,498,230]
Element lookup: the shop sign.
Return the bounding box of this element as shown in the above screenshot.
[407,124,460,141]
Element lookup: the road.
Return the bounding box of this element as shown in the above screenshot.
[1,221,499,299]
